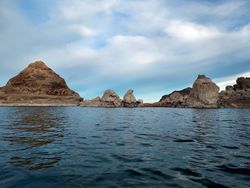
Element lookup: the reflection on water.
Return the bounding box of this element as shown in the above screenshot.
[0,107,249,188]
[2,107,66,170]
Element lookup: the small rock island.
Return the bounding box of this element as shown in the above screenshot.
[0,61,82,105]
[0,60,249,108]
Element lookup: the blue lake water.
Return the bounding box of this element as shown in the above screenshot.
[0,107,249,188]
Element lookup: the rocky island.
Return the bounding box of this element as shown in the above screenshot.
[80,89,143,107]
[0,61,82,106]
[146,75,250,108]
[0,60,249,108]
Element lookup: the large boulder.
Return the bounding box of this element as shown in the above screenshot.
[233,77,250,90]
[101,89,122,107]
[219,77,250,108]
[0,61,82,105]
[187,75,219,108]
[122,89,143,107]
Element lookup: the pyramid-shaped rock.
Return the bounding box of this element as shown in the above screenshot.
[0,61,82,105]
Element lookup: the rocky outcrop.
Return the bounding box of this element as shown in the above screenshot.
[157,87,191,107]
[0,61,82,105]
[122,89,143,107]
[233,77,250,90]
[101,89,122,107]
[81,97,102,107]
[81,89,143,107]
[81,89,121,107]
[150,75,220,108]
[186,75,219,108]
[219,77,250,108]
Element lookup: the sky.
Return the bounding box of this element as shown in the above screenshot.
[0,0,250,102]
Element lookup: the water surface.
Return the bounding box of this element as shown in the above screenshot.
[0,107,249,187]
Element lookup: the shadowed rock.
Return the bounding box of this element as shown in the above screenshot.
[158,87,191,107]
[219,77,250,108]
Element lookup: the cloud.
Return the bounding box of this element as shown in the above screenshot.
[0,0,250,102]
[165,20,222,42]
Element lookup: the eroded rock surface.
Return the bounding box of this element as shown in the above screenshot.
[0,61,82,105]
[122,89,143,107]
[219,77,250,108]
[158,87,191,107]
[81,89,143,107]
[187,75,219,108]
[151,75,220,108]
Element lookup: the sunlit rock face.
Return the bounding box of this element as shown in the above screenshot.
[0,61,82,105]
[122,89,143,107]
[101,89,122,107]
[219,77,250,108]
[187,75,220,108]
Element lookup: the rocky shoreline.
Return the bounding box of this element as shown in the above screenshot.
[0,61,250,108]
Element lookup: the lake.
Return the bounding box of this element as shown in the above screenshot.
[0,107,249,188]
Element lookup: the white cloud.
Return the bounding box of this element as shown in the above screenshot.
[71,25,97,37]
[0,0,250,101]
[165,20,222,42]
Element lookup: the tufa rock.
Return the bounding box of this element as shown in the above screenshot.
[80,96,102,107]
[233,77,250,90]
[187,75,219,108]
[0,61,82,105]
[151,75,219,108]
[122,89,142,107]
[219,77,250,108]
[101,89,122,107]
[158,87,191,107]
[81,89,143,107]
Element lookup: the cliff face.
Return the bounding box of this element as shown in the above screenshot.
[155,75,220,108]
[0,61,82,105]
[187,75,219,108]
[219,77,250,108]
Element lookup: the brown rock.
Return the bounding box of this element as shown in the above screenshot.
[219,77,250,108]
[158,87,191,107]
[80,96,102,107]
[233,77,250,90]
[0,61,82,105]
[101,89,122,107]
[122,89,142,107]
[186,75,219,108]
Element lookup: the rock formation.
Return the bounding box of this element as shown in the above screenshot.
[157,87,191,107]
[186,75,219,108]
[101,89,122,107]
[1,61,249,108]
[81,89,121,107]
[0,61,82,105]
[81,89,143,107]
[219,77,250,108]
[151,75,220,108]
[122,89,143,107]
